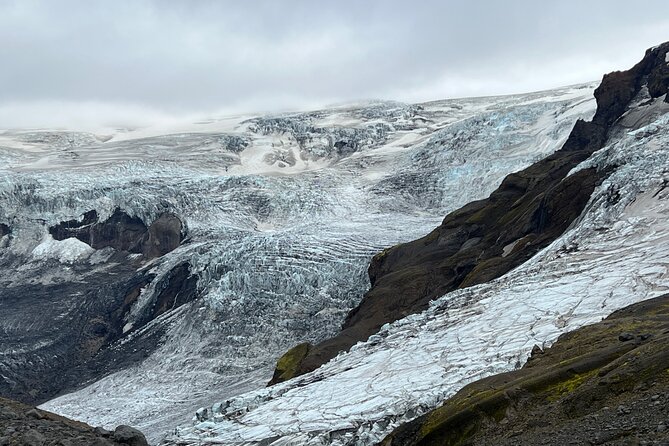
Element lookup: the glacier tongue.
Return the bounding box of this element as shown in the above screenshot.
[165,106,669,445]
[0,86,596,443]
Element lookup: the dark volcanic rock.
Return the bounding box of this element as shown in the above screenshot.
[49,208,184,260]
[378,294,669,446]
[0,396,147,446]
[270,41,669,384]
[48,209,98,242]
[0,223,10,238]
[88,209,148,253]
[0,264,150,404]
[134,261,199,328]
[113,425,148,446]
[0,259,199,405]
[141,213,183,259]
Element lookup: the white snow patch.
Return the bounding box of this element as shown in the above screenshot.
[31,235,95,263]
[502,238,521,257]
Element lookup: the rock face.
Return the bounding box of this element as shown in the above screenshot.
[141,213,184,259]
[270,41,669,384]
[378,294,669,446]
[49,208,184,260]
[0,396,147,445]
[137,262,199,326]
[0,223,9,238]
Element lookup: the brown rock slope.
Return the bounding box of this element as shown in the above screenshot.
[0,397,147,445]
[378,294,669,446]
[270,42,669,385]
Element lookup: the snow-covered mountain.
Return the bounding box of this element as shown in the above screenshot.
[0,83,596,443]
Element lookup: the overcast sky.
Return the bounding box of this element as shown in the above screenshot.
[1,0,668,129]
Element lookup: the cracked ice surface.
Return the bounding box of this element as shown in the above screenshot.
[167,110,669,445]
[0,86,595,442]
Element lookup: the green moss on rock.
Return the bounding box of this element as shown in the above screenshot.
[543,369,597,402]
[268,342,312,385]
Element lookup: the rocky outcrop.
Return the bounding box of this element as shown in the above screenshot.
[0,223,10,238]
[141,213,184,260]
[0,396,148,445]
[48,209,99,241]
[49,208,184,260]
[101,261,198,341]
[378,294,669,446]
[270,42,669,384]
[135,262,199,328]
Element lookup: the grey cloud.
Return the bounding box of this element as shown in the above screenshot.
[0,0,668,128]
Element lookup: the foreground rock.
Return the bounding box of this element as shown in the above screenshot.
[0,396,147,445]
[270,41,669,385]
[379,293,669,446]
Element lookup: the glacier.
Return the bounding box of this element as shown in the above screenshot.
[161,91,669,444]
[158,90,669,444]
[0,85,596,443]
